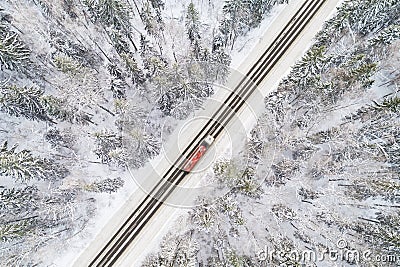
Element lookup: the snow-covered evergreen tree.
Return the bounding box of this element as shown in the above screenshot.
[286,45,329,89]
[0,141,68,182]
[93,130,124,166]
[84,177,124,193]
[124,127,161,168]
[191,198,218,232]
[108,28,130,55]
[120,52,145,84]
[210,48,231,82]
[0,186,39,214]
[0,15,30,71]
[318,0,400,43]
[140,35,167,78]
[53,54,83,75]
[108,63,127,99]
[0,219,33,242]
[148,0,165,12]
[156,63,214,118]
[220,0,251,47]
[84,0,131,31]
[44,128,75,149]
[0,84,48,121]
[142,232,199,266]
[185,3,201,45]
[40,95,93,124]
[140,1,164,39]
[369,24,400,46]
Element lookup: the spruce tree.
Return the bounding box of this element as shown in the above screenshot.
[370,24,400,46]
[0,219,33,242]
[83,177,124,193]
[93,130,125,165]
[148,0,165,11]
[0,22,30,71]
[140,35,167,78]
[0,85,48,121]
[185,3,201,45]
[84,0,131,31]
[40,95,93,124]
[84,0,137,50]
[121,53,145,84]
[53,54,83,75]
[108,64,127,99]
[374,96,400,112]
[318,0,400,43]
[210,48,231,82]
[0,141,68,182]
[108,28,130,55]
[140,2,164,38]
[0,186,38,214]
[221,0,252,46]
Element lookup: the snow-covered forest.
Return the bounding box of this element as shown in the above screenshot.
[141,0,400,266]
[0,0,292,265]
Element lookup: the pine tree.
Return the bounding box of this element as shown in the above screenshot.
[84,0,137,51]
[374,96,400,112]
[84,177,124,193]
[142,232,199,266]
[225,249,253,267]
[84,0,131,30]
[185,3,203,60]
[44,128,75,149]
[107,28,130,55]
[62,0,78,18]
[248,0,288,27]
[191,198,218,232]
[121,52,145,84]
[0,21,30,71]
[287,45,328,88]
[185,3,201,45]
[93,130,124,165]
[108,64,127,99]
[32,0,51,17]
[220,0,252,47]
[0,141,68,182]
[337,53,377,88]
[217,195,245,225]
[369,24,400,46]
[125,128,161,168]
[0,218,33,242]
[53,54,83,75]
[349,61,377,88]
[156,62,215,118]
[0,84,48,121]
[318,0,400,43]
[148,0,165,11]
[0,186,39,215]
[40,95,93,124]
[210,48,231,82]
[140,35,167,78]
[140,1,164,38]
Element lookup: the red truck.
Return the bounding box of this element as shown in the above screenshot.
[183,135,214,172]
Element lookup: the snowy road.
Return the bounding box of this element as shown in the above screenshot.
[73,0,343,266]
